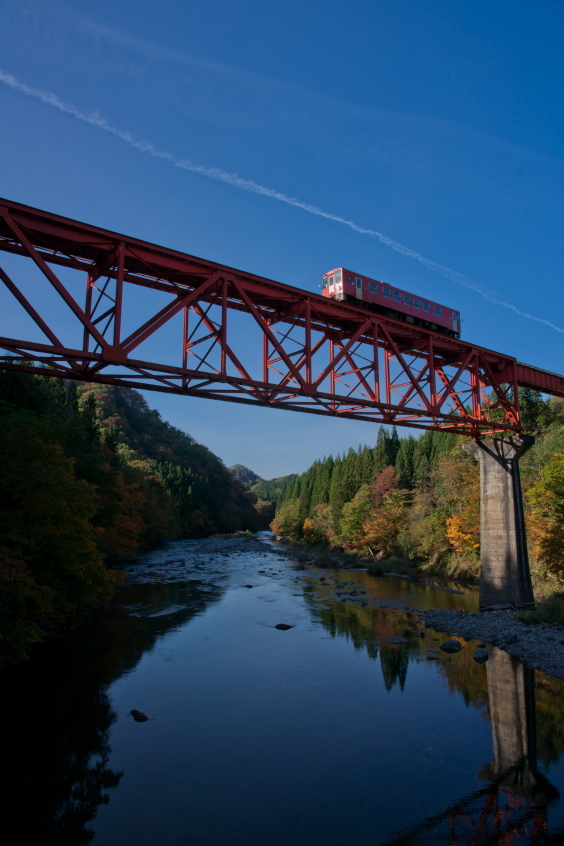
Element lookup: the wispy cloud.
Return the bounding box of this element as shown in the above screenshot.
[2,67,563,335]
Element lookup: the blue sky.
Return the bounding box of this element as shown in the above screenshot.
[1,0,563,478]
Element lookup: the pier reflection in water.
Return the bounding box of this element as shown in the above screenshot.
[379,650,562,845]
[311,586,563,845]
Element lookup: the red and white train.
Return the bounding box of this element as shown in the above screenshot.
[321,267,461,338]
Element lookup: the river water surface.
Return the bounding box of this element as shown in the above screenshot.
[4,533,564,845]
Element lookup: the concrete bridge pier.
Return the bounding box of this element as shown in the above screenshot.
[462,436,535,609]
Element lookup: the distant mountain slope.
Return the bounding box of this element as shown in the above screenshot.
[252,474,298,503]
[228,464,264,488]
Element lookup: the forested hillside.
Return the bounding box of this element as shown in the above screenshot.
[252,474,298,503]
[0,371,259,662]
[272,391,564,591]
[228,464,264,488]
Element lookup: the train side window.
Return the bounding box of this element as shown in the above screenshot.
[413,298,421,309]
[335,269,342,282]
[356,277,362,288]
[393,290,401,302]
[434,305,442,316]
[404,294,412,306]
[348,275,354,284]
[383,286,391,298]
[423,301,430,313]
[369,281,378,294]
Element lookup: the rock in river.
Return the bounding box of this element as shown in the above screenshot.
[473,648,489,663]
[439,639,462,653]
[275,623,295,630]
[129,709,150,722]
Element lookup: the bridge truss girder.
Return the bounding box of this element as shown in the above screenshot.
[0,198,524,435]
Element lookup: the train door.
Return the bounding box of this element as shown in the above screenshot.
[355,276,363,301]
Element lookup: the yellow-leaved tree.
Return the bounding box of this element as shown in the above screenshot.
[525,453,564,574]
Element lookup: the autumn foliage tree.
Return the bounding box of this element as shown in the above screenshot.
[0,371,260,662]
[525,453,564,575]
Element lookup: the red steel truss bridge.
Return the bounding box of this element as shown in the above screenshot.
[1,198,563,435]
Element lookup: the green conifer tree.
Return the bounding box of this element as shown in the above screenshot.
[395,436,416,488]
[329,456,345,526]
[373,426,392,475]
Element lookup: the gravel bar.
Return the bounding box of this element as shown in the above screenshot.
[420,607,564,679]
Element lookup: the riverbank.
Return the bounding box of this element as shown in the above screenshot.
[273,537,564,681]
[418,607,564,679]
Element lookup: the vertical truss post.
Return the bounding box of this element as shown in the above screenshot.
[372,323,380,403]
[113,242,125,347]
[182,305,189,388]
[329,339,336,409]
[263,331,269,385]
[83,271,94,355]
[221,278,227,378]
[471,353,482,424]
[385,347,392,409]
[305,299,312,388]
[510,360,520,425]
[428,335,436,416]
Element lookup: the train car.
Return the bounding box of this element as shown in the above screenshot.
[321,268,461,338]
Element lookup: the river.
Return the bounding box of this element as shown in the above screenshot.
[3,532,564,845]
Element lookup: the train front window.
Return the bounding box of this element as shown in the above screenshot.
[322,277,328,289]
[328,276,334,287]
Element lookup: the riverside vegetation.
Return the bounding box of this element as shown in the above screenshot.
[270,390,564,615]
[0,371,260,662]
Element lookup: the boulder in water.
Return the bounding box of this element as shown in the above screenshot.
[129,709,149,722]
[439,639,462,653]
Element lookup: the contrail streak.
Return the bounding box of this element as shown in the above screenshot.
[2,69,562,335]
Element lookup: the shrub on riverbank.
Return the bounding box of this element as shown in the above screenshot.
[519,592,564,625]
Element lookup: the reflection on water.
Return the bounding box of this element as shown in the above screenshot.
[382,650,561,845]
[1,578,224,845]
[3,539,564,845]
[300,573,564,842]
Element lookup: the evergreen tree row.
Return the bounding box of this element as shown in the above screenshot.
[277,425,459,531]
